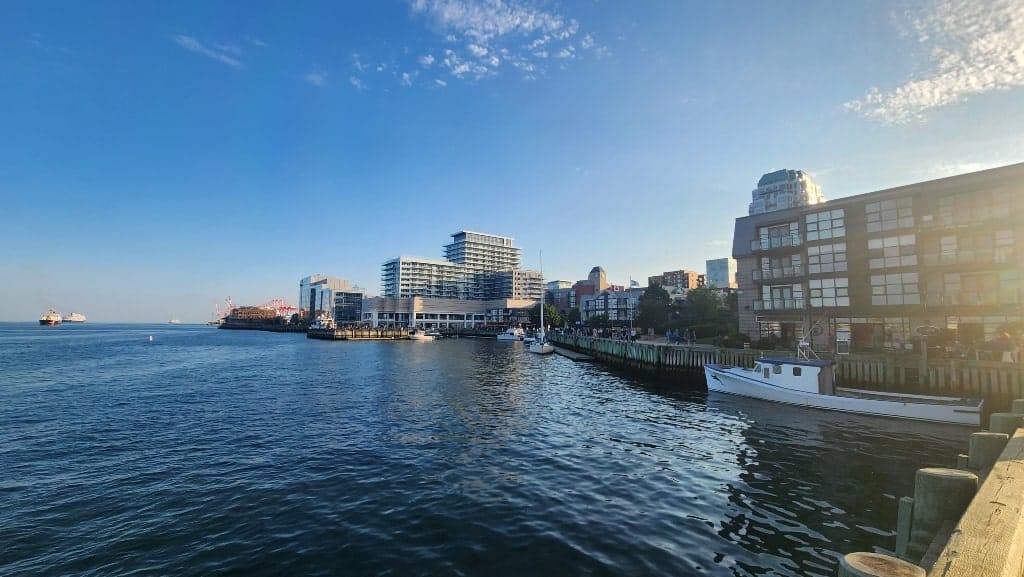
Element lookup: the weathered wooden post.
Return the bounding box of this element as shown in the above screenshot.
[968,431,1009,470]
[838,552,924,577]
[989,412,1024,436]
[1012,398,1024,414]
[905,468,978,562]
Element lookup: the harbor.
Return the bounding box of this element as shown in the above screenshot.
[0,324,974,577]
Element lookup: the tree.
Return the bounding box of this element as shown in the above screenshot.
[636,283,671,332]
[589,314,611,329]
[567,307,582,326]
[529,303,563,329]
[685,286,723,324]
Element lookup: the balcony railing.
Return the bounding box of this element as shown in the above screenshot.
[750,234,803,252]
[752,265,804,282]
[752,298,805,311]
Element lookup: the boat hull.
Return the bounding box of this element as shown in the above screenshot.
[704,364,982,427]
[39,319,61,326]
[529,343,554,354]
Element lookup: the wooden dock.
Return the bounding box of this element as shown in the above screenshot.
[553,346,592,361]
[550,333,1024,407]
[307,327,409,340]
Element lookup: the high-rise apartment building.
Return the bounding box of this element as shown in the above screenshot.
[749,169,824,216]
[733,163,1023,353]
[381,230,541,300]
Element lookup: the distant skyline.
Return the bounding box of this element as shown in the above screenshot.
[3,0,1023,322]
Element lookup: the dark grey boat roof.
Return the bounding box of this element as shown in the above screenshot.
[755,357,834,368]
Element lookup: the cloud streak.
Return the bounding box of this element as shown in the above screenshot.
[173,35,242,68]
[845,0,1024,124]
[408,0,605,82]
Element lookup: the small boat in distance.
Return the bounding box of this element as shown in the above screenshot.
[39,308,62,326]
[408,328,436,341]
[496,327,525,341]
[528,252,554,354]
[64,312,86,323]
[703,357,982,426]
[168,319,182,324]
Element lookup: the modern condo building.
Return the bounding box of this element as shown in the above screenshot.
[733,163,1023,353]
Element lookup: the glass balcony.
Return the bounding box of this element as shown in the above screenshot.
[750,234,803,252]
[752,298,805,311]
[752,265,804,282]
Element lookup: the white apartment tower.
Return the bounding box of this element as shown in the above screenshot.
[749,169,824,215]
[443,231,521,273]
[381,230,540,300]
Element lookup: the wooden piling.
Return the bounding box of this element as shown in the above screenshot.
[906,468,978,563]
[838,552,924,577]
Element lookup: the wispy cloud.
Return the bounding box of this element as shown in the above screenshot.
[408,0,606,81]
[349,76,367,91]
[305,70,327,87]
[845,0,1024,124]
[435,78,448,87]
[173,35,242,68]
[246,35,268,48]
[705,239,731,247]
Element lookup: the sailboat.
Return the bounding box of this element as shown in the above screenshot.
[529,255,555,355]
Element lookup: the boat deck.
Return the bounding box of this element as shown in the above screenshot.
[835,387,982,407]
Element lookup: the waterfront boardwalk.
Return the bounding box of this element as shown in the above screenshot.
[550,333,1024,408]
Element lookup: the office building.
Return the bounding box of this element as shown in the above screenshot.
[706,258,738,288]
[300,275,363,319]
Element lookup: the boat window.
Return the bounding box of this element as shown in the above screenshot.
[793,367,802,376]
[763,367,770,378]
[773,364,782,374]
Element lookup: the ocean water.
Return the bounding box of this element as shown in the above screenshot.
[0,324,969,576]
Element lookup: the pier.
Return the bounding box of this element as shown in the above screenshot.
[549,333,1024,407]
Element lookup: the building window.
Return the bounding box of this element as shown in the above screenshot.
[807,243,847,274]
[806,209,845,241]
[809,277,850,307]
[868,234,917,269]
[871,272,920,306]
[866,197,913,233]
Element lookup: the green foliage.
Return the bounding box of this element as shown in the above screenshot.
[530,303,563,329]
[636,283,671,332]
[685,287,723,324]
[589,314,611,329]
[567,307,582,325]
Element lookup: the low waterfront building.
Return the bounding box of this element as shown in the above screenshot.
[580,288,644,326]
[361,296,537,328]
[733,163,1023,354]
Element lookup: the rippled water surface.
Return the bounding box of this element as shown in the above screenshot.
[0,324,970,576]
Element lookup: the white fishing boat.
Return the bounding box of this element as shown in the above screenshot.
[703,357,983,426]
[496,327,525,341]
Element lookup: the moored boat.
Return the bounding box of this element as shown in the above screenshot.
[39,308,62,326]
[408,328,436,341]
[496,327,525,341]
[64,312,86,323]
[703,357,982,426]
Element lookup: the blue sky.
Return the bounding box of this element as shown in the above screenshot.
[3,0,1023,322]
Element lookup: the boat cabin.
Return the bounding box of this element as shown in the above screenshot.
[751,358,837,395]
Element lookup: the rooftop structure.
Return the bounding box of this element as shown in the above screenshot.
[749,169,824,216]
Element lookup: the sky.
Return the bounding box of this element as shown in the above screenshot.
[2,0,1023,322]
